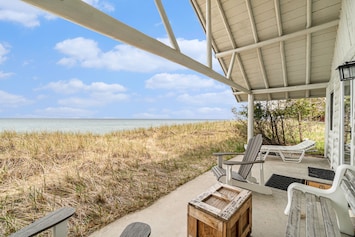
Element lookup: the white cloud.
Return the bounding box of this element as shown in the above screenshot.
[177,90,235,105]
[58,93,128,108]
[145,73,222,90]
[39,78,126,94]
[0,71,14,79]
[0,44,14,79]
[0,0,54,27]
[196,107,225,114]
[55,37,180,72]
[58,97,103,108]
[0,90,31,107]
[35,107,95,118]
[38,78,129,108]
[0,43,9,64]
[55,38,101,63]
[40,79,86,94]
[0,0,113,27]
[54,36,222,74]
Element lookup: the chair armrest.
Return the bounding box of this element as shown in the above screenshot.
[223,160,264,166]
[284,165,354,215]
[10,207,75,237]
[213,152,242,156]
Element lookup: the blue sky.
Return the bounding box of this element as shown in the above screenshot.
[0,0,240,119]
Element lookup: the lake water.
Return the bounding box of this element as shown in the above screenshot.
[0,118,220,134]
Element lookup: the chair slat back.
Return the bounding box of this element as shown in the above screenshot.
[238,134,263,179]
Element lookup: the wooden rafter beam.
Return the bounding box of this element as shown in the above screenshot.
[154,0,180,52]
[233,82,328,95]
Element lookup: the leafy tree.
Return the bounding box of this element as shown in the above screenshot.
[232,98,325,144]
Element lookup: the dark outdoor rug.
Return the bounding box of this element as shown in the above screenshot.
[308,167,335,181]
[265,174,305,191]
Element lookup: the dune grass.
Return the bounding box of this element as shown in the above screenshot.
[0,121,245,236]
[0,120,325,236]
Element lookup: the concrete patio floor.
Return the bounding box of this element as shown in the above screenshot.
[89,155,332,237]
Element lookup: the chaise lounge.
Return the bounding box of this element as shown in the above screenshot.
[260,139,316,163]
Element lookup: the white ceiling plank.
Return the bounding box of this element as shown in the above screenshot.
[245,0,258,43]
[216,0,236,48]
[274,0,282,35]
[216,20,339,58]
[274,0,288,99]
[280,42,288,87]
[236,53,251,90]
[246,0,270,99]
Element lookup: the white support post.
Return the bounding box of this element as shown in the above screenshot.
[351,80,355,166]
[247,94,255,182]
[206,0,212,68]
[247,94,254,141]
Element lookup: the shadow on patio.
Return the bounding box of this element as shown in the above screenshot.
[89,155,331,237]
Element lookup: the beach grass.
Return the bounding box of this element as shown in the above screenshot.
[0,120,324,236]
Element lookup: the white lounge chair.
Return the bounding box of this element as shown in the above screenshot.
[260,139,316,163]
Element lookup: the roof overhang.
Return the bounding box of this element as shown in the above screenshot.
[21,0,342,103]
[191,0,341,102]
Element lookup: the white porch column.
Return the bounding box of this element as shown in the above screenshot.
[248,94,254,141]
[351,80,354,166]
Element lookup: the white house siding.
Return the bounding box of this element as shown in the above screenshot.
[326,0,355,168]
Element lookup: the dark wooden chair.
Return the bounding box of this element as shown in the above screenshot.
[10,207,75,237]
[10,208,151,237]
[120,222,151,237]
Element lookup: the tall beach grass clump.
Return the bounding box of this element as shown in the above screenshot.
[0,120,325,236]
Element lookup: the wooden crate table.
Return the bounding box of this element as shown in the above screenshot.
[187,183,252,237]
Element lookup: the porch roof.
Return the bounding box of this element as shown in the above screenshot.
[21,0,341,102]
[191,0,341,102]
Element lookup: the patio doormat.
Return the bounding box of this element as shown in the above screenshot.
[308,167,335,181]
[265,174,305,191]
